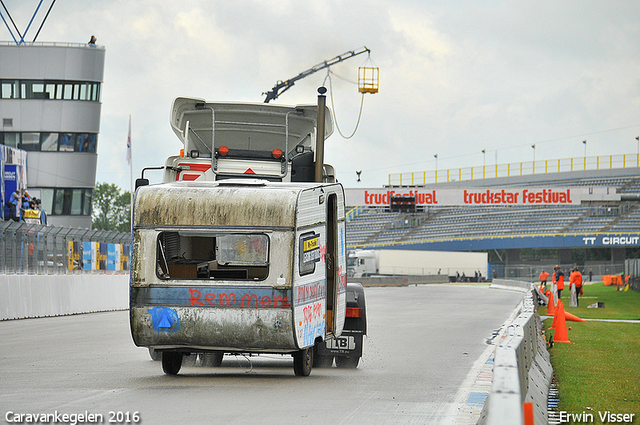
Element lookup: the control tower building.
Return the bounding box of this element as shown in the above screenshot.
[0,8,105,228]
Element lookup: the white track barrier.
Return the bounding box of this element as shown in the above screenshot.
[477,280,553,425]
[0,274,129,320]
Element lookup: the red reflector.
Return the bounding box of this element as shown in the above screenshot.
[272,148,283,159]
[244,168,256,175]
[346,307,362,318]
[218,145,229,156]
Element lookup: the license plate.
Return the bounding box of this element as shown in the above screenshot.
[326,336,355,350]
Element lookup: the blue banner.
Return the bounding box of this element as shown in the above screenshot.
[82,242,93,271]
[107,244,116,271]
[376,233,640,251]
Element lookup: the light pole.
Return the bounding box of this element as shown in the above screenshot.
[434,154,438,183]
[532,144,536,162]
[482,149,486,167]
[583,140,587,157]
[532,144,536,173]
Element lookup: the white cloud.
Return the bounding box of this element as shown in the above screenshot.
[3,0,639,189]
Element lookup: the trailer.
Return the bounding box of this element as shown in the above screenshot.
[348,249,488,279]
[130,94,367,376]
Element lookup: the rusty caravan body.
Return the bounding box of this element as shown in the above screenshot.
[130,180,347,356]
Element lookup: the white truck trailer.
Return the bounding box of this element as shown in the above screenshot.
[347,249,488,279]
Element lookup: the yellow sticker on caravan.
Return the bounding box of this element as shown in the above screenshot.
[303,236,319,252]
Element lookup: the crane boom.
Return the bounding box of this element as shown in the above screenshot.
[263,46,370,103]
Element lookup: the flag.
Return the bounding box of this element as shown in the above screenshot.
[126,115,131,165]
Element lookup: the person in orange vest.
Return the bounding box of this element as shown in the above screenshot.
[569,267,583,306]
[555,266,565,300]
[539,270,550,292]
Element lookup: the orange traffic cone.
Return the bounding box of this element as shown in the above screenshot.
[523,402,534,425]
[551,299,559,329]
[564,311,586,323]
[553,301,571,343]
[546,290,556,316]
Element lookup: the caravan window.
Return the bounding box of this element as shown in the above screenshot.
[299,232,320,276]
[156,231,269,280]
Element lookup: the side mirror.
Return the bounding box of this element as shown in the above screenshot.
[135,178,149,190]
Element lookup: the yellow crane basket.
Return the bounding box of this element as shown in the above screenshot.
[358,66,379,94]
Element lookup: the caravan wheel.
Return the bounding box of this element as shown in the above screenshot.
[293,347,313,376]
[162,352,183,375]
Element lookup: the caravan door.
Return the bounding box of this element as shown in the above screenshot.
[293,185,346,349]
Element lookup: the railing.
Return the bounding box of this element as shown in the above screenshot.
[0,41,105,50]
[504,263,623,281]
[345,206,365,222]
[478,286,553,425]
[388,153,640,186]
[0,221,130,275]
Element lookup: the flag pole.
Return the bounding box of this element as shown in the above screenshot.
[127,115,133,230]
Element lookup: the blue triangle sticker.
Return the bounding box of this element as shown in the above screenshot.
[158,316,172,328]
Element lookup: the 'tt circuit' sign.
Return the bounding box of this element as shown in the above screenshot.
[582,236,640,246]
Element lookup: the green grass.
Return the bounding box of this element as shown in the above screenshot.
[539,283,640,423]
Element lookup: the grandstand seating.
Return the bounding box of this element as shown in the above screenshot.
[346,173,640,248]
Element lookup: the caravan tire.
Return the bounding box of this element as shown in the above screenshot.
[162,352,183,375]
[293,347,313,376]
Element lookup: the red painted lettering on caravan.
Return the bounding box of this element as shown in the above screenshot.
[260,295,272,307]
[240,293,258,308]
[302,301,324,323]
[273,295,291,308]
[297,282,324,304]
[187,289,290,309]
[219,293,236,306]
[189,289,203,306]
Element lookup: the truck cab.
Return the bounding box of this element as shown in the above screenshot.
[347,250,378,277]
[161,97,335,183]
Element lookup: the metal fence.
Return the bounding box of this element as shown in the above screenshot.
[0,221,130,275]
[388,152,640,185]
[502,262,625,282]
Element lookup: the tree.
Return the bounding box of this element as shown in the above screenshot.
[92,182,131,232]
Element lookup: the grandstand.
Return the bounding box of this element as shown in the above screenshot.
[345,155,640,279]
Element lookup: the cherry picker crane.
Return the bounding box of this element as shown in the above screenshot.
[263,46,371,103]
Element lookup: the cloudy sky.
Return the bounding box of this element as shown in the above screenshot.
[4,1,640,190]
